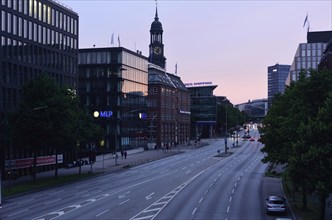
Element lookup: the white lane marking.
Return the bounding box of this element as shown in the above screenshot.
[33,171,177,220]
[145,192,155,200]
[130,170,206,220]
[192,207,197,215]
[96,209,109,217]
[118,191,131,199]
[119,199,130,205]
[7,209,29,217]
[45,199,61,205]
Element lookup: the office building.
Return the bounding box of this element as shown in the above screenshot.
[318,39,332,70]
[286,31,332,84]
[236,99,268,122]
[1,0,78,177]
[0,0,79,116]
[267,64,290,107]
[186,82,227,139]
[78,47,148,152]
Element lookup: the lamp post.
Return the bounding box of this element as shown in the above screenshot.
[6,105,48,191]
[225,101,228,153]
[149,114,157,149]
[219,98,228,153]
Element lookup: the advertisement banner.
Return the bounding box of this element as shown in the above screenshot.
[5,155,63,170]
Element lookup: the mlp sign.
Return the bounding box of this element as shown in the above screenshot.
[94,111,113,118]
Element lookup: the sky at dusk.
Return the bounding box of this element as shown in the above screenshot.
[59,0,332,105]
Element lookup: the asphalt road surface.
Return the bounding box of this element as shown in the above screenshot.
[1,128,291,220]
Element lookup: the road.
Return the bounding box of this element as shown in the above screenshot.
[1,128,289,220]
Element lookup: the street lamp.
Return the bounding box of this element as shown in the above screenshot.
[6,105,48,190]
[219,98,228,153]
[148,114,157,149]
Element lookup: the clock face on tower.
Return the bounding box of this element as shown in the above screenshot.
[153,46,162,55]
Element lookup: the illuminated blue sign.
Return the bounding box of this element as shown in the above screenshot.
[94,111,113,118]
[139,113,147,119]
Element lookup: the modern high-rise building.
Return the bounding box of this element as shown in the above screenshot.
[0,0,79,117]
[318,38,332,71]
[1,0,78,178]
[286,31,332,85]
[267,64,290,107]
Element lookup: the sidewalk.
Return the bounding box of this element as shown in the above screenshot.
[2,140,214,189]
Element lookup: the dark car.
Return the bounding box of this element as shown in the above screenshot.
[242,134,251,139]
[266,195,287,214]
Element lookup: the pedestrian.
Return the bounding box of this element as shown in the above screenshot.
[121,150,124,159]
[124,151,127,159]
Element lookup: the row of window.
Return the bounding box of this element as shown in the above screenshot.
[2,61,77,86]
[300,42,324,50]
[1,37,78,74]
[1,11,77,50]
[1,0,77,35]
[78,66,148,86]
[122,51,148,71]
[79,51,148,73]
[1,67,77,109]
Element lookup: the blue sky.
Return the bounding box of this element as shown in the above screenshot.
[60,0,332,104]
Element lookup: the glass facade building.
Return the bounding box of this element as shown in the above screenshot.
[287,42,326,84]
[78,47,149,152]
[187,84,226,139]
[267,64,290,108]
[286,31,332,85]
[0,0,78,178]
[236,99,268,121]
[0,0,79,115]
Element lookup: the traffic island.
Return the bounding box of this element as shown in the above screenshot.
[214,151,233,157]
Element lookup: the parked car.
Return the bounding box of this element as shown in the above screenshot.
[242,134,251,139]
[266,195,287,214]
[249,137,255,141]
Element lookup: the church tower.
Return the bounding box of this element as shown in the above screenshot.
[148,4,166,69]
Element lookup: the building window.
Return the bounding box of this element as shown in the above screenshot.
[1,11,5,31]
[7,12,11,33]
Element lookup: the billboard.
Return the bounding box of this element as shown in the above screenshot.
[5,155,63,170]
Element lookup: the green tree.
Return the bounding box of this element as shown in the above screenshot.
[260,68,332,215]
[13,74,103,181]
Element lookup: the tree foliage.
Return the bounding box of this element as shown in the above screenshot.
[260,69,332,217]
[12,74,104,179]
